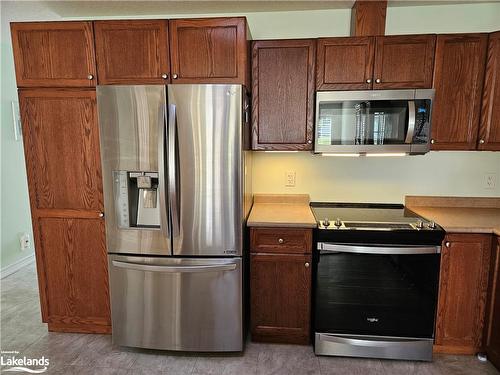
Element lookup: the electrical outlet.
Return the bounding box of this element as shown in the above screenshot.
[285,171,296,187]
[19,232,31,251]
[484,173,497,190]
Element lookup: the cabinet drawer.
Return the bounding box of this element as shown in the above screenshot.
[250,227,312,254]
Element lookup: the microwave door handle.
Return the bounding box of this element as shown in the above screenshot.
[167,104,180,239]
[405,100,416,143]
[318,243,441,255]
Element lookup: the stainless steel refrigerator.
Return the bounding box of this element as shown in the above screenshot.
[97,84,252,352]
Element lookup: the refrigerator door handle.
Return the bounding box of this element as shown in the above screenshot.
[112,260,237,273]
[167,103,180,238]
[158,99,169,239]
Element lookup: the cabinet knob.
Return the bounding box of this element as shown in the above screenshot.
[161,73,168,79]
[278,238,284,244]
[98,212,104,218]
[87,74,94,80]
[375,78,381,84]
[305,262,310,268]
[366,79,372,84]
[430,139,435,144]
[172,74,178,79]
[479,139,485,144]
[445,241,450,248]
[307,140,312,144]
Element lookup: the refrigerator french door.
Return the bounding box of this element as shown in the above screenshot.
[97,84,250,352]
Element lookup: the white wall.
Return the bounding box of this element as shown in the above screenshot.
[1,2,499,268]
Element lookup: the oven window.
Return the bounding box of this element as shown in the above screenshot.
[314,252,440,338]
[317,100,408,145]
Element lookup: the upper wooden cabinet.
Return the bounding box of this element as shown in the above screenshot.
[373,35,436,89]
[316,37,374,90]
[316,35,435,90]
[169,17,248,84]
[435,233,492,354]
[479,31,500,151]
[431,34,488,150]
[11,22,96,87]
[94,20,170,84]
[251,39,316,150]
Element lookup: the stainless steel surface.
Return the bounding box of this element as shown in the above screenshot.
[316,90,415,102]
[88,74,94,80]
[315,333,433,361]
[167,84,244,256]
[375,78,381,83]
[97,85,170,256]
[161,73,168,79]
[318,242,441,255]
[109,254,243,352]
[405,100,416,143]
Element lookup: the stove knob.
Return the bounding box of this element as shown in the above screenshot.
[428,221,436,229]
[416,220,424,229]
[334,218,342,227]
[322,218,330,228]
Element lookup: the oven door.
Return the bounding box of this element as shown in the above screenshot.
[314,243,440,339]
[314,90,433,154]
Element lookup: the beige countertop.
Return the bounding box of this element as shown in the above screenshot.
[405,196,500,236]
[247,194,317,228]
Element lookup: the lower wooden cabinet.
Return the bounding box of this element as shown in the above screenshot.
[486,236,500,370]
[250,227,312,344]
[434,233,492,354]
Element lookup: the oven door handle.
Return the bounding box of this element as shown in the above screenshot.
[318,243,440,255]
[317,333,429,348]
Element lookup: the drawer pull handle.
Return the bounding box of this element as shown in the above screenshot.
[305,262,310,268]
[278,238,284,244]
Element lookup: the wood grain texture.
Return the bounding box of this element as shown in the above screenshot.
[350,1,387,37]
[486,236,500,370]
[250,253,312,344]
[38,218,110,329]
[94,20,170,84]
[478,31,500,150]
[19,89,103,211]
[11,22,96,87]
[373,34,436,89]
[251,39,316,150]
[169,17,248,84]
[431,34,488,150]
[316,37,375,90]
[250,227,313,254]
[435,233,493,353]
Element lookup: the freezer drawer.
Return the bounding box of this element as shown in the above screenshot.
[109,255,243,352]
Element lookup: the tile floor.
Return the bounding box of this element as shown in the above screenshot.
[1,262,499,375]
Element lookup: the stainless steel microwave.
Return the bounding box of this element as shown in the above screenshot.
[314,89,435,155]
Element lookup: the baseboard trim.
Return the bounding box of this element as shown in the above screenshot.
[1,253,35,279]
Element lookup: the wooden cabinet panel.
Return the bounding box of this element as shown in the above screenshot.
[38,218,110,332]
[250,253,311,344]
[486,237,500,370]
[435,233,492,354]
[19,89,103,212]
[373,35,436,89]
[169,17,247,84]
[350,1,387,37]
[479,31,500,150]
[431,34,488,150]
[94,20,170,84]
[252,39,315,150]
[316,37,375,90]
[250,227,312,254]
[11,22,96,87]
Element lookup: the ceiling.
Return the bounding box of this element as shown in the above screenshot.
[38,0,498,17]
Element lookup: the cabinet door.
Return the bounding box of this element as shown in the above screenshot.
[250,253,311,344]
[478,32,500,150]
[316,37,375,90]
[435,234,492,354]
[169,17,247,84]
[431,34,488,150]
[373,35,436,89]
[20,89,110,333]
[252,40,316,150]
[486,237,500,370]
[94,20,170,84]
[11,22,96,87]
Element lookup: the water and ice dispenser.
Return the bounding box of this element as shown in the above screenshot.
[113,171,160,229]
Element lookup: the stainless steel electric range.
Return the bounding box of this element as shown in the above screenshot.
[311,202,445,362]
